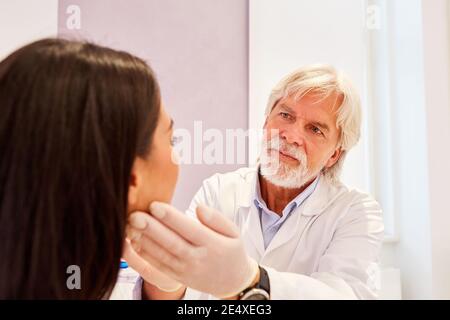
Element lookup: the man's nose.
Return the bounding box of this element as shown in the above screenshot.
[280,127,304,147]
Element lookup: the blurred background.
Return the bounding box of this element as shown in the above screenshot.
[1,0,449,299]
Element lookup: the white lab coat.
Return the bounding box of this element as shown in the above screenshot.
[183,166,384,300]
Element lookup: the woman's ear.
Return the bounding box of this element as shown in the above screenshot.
[325,147,342,169]
[128,159,141,208]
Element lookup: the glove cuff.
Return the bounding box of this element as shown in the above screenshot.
[155,282,184,293]
[217,257,259,299]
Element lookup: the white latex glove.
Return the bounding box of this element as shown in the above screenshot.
[122,226,183,292]
[126,202,259,299]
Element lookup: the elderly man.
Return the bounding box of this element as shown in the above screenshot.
[125,65,384,300]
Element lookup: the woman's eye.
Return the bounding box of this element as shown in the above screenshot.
[170,135,182,146]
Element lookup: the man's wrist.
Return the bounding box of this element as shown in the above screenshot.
[223,266,261,300]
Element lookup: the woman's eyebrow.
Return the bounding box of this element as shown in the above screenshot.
[168,119,174,132]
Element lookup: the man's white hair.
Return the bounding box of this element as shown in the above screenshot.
[264,64,362,183]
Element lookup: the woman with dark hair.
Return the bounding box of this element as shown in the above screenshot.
[0,38,179,299]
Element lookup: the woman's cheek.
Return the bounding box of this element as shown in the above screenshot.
[170,146,181,166]
[167,146,179,190]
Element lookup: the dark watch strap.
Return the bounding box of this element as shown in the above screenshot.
[255,266,270,293]
[238,266,270,299]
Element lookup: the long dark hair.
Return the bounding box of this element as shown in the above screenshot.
[0,38,160,299]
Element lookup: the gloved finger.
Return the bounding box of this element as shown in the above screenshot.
[126,225,142,241]
[148,201,220,246]
[122,238,153,280]
[128,211,149,230]
[137,228,209,266]
[195,204,240,238]
[132,213,198,260]
[131,237,183,282]
[130,234,186,274]
[123,239,183,292]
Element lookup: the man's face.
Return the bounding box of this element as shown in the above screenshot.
[260,92,343,188]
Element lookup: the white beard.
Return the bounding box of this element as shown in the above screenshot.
[260,135,323,189]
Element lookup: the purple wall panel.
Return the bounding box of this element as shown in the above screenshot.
[58,0,248,210]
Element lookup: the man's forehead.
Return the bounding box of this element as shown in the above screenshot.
[276,94,340,122]
[274,95,340,128]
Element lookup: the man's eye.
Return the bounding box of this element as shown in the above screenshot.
[279,112,291,119]
[311,126,323,135]
[170,135,182,146]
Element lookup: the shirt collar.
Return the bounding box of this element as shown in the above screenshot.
[253,171,320,215]
[236,165,345,217]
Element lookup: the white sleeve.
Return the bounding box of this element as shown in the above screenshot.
[265,194,384,300]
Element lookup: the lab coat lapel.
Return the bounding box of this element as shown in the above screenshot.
[240,205,265,257]
[263,205,311,255]
[262,175,338,255]
[235,167,265,257]
[235,169,344,258]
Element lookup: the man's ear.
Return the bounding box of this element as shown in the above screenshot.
[128,159,141,207]
[325,147,343,169]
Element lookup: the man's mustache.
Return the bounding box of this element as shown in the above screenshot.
[264,137,305,163]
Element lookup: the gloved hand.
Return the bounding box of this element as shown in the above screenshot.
[122,218,183,292]
[126,202,259,299]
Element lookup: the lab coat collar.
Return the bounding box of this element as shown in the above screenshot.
[237,166,345,217]
[301,174,345,216]
[237,167,346,256]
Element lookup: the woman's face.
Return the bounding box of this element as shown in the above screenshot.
[127,104,179,213]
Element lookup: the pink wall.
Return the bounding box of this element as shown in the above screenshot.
[58,0,249,210]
